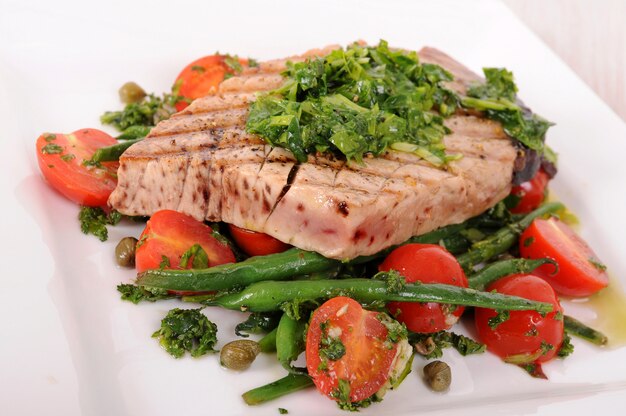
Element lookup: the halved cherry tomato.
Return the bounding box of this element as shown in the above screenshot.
[135,210,235,273]
[174,55,249,111]
[306,297,398,403]
[36,129,118,206]
[475,274,564,364]
[227,224,290,257]
[519,218,609,297]
[379,244,468,333]
[509,169,549,214]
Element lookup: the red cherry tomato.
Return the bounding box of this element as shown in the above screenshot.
[379,244,468,333]
[475,274,564,364]
[36,129,118,206]
[509,169,549,214]
[174,55,249,111]
[135,210,235,273]
[228,224,290,257]
[306,297,398,403]
[519,218,609,297]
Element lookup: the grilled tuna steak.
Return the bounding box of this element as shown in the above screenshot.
[109,46,517,259]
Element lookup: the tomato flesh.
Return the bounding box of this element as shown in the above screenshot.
[135,210,235,273]
[174,55,249,111]
[379,244,468,333]
[509,169,549,214]
[475,274,564,363]
[306,297,397,403]
[227,224,290,256]
[36,129,119,206]
[519,218,609,297]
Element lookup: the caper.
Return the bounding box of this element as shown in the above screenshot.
[118,81,146,104]
[423,360,451,392]
[115,237,138,267]
[220,340,261,371]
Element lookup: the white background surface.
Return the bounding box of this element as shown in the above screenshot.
[2,0,626,415]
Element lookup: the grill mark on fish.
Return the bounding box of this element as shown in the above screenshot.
[268,162,301,218]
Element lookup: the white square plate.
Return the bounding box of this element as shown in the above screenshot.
[2,0,626,415]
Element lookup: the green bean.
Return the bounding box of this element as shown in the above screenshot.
[276,314,306,372]
[204,279,553,314]
[242,373,314,405]
[90,138,142,163]
[136,224,467,293]
[117,125,151,141]
[468,258,555,291]
[564,315,608,346]
[137,248,339,292]
[258,328,278,353]
[457,202,564,271]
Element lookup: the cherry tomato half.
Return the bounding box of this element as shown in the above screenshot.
[174,55,249,111]
[306,297,398,403]
[475,274,564,364]
[519,218,609,297]
[509,169,549,214]
[135,210,235,273]
[379,244,468,333]
[36,129,118,206]
[227,224,290,257]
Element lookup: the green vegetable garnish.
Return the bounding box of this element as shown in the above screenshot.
[101,91,185,131]
[247,40,460,166]
[78,206,122,242]
[152,308,218,358]
[117,284,173,304]
[462,68,553,152]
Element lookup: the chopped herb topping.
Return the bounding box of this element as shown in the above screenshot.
[523,236,535,247]
[376,313,408,348]
[78,206,122,241]
[246,40,460,166]
[540,340,554,356]
[101,90,186,131]
[159,255,170,269]
[588,257,607,271]
[60,153,76,162]
[319,331,346,361]
[248,58,259,68]
[117,284,173,304]
[152,308,218,358]
[410,331,485,359]
[557,333,575,358]
[462,68,553,153]
[41,143,64,154]
[179,244,209,269]
[44,133,57,142]
[488,310,510,329]
[373,269,406,293]
[278,409,288,415]
[554,311,564,321]
[191,65,206,73]
[224,54,244,74]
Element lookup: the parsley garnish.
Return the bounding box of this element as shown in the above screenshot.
[224,54,243,74]
[557,333,575,358]
[117,284,173,304]
[60,153,75,162]
[179,244,209,269]
[488,310,510,329]
[41,143,64,154]
[410,331,485,359]
[78,206,122,241]
[159,255,170,269]
[247,40,460,166]
[462,68,553,153]
[152,308,218,358]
